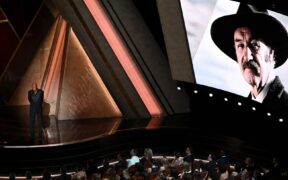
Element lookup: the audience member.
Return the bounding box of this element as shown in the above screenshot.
[217,149,230,168]
[183,146,194,163]
[127,149,140,168]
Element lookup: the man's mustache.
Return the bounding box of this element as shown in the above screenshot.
[242,60,260,74]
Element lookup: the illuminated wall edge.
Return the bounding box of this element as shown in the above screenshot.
[83,0,163,116]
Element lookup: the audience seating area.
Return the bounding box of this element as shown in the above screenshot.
[1,126,288,180]
[2,147,288,180]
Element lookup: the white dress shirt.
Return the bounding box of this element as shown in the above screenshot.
[251,73,276,103]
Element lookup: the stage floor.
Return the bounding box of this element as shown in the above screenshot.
[0,105,191,146]
[1,107,288,171]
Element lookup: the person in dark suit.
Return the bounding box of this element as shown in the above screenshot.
[210,3,288,117]
[28,82,44,143]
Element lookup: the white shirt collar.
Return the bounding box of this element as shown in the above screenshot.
[251,73,275,103]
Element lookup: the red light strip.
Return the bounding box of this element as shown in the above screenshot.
[83,0,163,116]
[146,117,163,129]
[43,17,67,98]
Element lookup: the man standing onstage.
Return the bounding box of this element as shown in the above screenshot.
[210,3,288,117]
[28,82,44,144]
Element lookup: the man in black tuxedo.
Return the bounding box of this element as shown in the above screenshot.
[210,3,288,117]
[28,82,44,143]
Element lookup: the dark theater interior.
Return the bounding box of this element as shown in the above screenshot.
[0,0,288,179]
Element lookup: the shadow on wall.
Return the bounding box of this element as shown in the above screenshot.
[43,101,51,128]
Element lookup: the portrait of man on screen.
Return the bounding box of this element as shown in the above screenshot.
[210,3,288,116]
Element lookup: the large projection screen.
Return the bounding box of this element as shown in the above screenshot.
[181,0,288,98]
[158,0,288,117]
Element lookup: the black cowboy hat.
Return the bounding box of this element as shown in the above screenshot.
[210,3,288,68]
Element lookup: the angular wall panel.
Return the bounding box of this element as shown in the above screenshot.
[101,0,191,114]
[42,17,68,116]
[57,30,121,120]
[0,4,55,103]
[8,18,57,106]
[84,0,163,117]
[0,8,19,78]
[6,13,122,120]
[51,0,151,119]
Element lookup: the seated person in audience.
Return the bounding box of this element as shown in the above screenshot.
[140,148,153,163]
[183,146,194,163]
[219,166,230,180]
[25,171,32,180]
[281,168,288,178]
[206,153,219,180]
[193,169,202,180]
[91,173,101,180]
[159,166,167,179]
[260,162,273,179]
[9,173,16,180]
[127,149,140,168]
[160,155,170,169]
[270,157,283,178]
[99,159,111,175]
[85,160,98,177]
[115,153,128,173]
[179,161,192,180]
[230,162,242,177]
[140,148,154,171]
[104,166,117,180]
[217,149,230,169]
[240,157,256,179]
[133,162,148,179]
[42,169,52,180]
[171,152,183,167]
